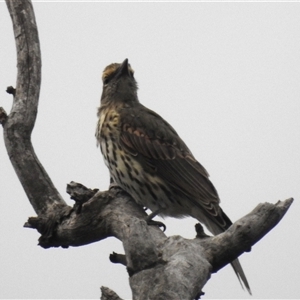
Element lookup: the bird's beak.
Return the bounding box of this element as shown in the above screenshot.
[118,58,130,77]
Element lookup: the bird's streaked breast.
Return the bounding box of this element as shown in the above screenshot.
[96,107,184,214]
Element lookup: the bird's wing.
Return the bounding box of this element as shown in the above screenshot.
[119,104,225,224]
[119,105,252,293]
[119,105,195,160]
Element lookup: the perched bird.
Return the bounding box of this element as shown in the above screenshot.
[96,59,251,294]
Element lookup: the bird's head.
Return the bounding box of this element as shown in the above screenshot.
[100,59,138,106]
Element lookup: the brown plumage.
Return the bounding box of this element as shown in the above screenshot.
[96,59,251,294]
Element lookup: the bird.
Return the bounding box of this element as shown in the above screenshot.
[96,58,251,294]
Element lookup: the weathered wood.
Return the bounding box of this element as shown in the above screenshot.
[0,107,8,125]
[3,0,66,214]
[1,1,294,299]
[100,286,123,300]
[201,198,294,273]
[26,182,293,299]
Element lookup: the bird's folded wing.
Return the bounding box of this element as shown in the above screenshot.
[119,105,222,215]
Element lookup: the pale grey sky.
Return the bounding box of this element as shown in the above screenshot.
[0,2,299,299]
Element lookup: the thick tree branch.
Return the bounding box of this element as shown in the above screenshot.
[26,182,293,299]
[3,0,66,215]
[2,1,294,299]
[201,198,294,273]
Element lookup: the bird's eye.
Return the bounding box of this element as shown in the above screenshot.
[103,77,109,85]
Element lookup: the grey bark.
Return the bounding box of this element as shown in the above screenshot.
[1,1,294,300]
[25,183,293,299]
[3,0,66,215]
[101,286,123,300]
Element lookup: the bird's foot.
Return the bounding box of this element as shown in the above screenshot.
[195,290,205,299]
[195,223,210,239]
[109,177,119,190]
[146,210,166,231]
[109,182,120,190]
[146,219,166,231]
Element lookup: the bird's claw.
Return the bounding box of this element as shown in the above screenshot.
[109,182,120,190]
[146,217,166,232]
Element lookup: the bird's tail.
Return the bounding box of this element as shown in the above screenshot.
[219,208,251,294]
[193,207,252,294]
[231,257,252,295]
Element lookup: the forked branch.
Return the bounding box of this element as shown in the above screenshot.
[1,1,294,299]
[25,182,293,299]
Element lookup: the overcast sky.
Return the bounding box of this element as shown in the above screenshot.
[0,1,299,299]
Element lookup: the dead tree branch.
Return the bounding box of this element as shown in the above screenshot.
[1,1,294,299]
[25,182,293,299]
[101,286,123,300]
[3,0,66,215]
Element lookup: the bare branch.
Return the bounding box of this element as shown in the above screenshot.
[110,252,127,266]
[100,286,123,300]
[6,86,16,96]
[200,198,294,273]
[25,185,165,252]
[24,181,293,299]
[2,2,294,299]
[3,0,66,215]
